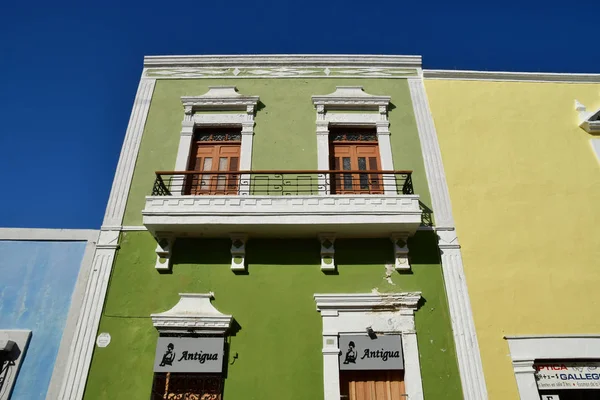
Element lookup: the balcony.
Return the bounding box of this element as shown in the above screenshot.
[142,170,422,238]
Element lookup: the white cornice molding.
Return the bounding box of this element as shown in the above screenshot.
[0,228,98,242]
[424,69,600,83]
[314,292,421,311]
[181,86,259,111]
[151,293,233,334]
[312,86,391,109]
[144,54,422,68]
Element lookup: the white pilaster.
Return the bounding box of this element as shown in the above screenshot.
[402,331,424,400]
[322,333,341,400]
[102,78,156,227]
[408,78,488,400]
[58,230,120,400]
[512,359,538,400]
[59,75,156,400]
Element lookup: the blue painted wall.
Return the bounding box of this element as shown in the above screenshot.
[0,240,86,399]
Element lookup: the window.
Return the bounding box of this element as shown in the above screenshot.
[150,373,223,400]
[186,128,241,195]
[329,128,382,194]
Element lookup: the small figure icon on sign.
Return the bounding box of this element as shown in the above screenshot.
[343,341,357,364]
[159,343,176,366]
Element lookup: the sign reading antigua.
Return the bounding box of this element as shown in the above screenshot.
[339,334,403,370]
[153,337,224,373]
[535,362,600,389]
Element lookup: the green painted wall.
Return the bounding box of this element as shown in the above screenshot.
[122,78,431,225]
[84,231,462,400]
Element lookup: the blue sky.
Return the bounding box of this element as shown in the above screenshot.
[1,1,598,229]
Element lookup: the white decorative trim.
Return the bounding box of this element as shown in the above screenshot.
[143,55,421,79]
[144,54,422,68]
[391,233,410,271]
[151,293,233,334]
[318,233,336,271]
[173,87,259,196]
[154,236,174,271]
[142,194,422,238]
[506,335,600,399]
[57,75,156,400]
[181,86,259,110]
[312,87,397,194]
[120,225,147,231]
[103,78,156,227]
[229,234,247,272]
[312,86,391,108]
[575,101,600,134]
[0,228,98,242]
[408,78,488,400]
[424,69,600,83]
[591,139,600,163]
[58,234,118,399]
[146,67,419,79]
[314,293,423,400]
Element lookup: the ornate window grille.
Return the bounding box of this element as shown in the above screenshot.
[196,130,241,142]
[151,373,223,400]
[330,130,378,142]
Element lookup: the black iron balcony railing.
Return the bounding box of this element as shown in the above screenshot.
[151,170,414,196]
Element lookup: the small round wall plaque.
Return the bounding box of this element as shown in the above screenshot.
[96,332,111,348]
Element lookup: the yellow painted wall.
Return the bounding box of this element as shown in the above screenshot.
[424,79,600,399]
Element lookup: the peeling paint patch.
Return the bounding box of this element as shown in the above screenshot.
[384,263,396,285]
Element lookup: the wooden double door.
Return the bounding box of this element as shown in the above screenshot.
[186,142,240,195]
[340,370,406,400]
[330,143,383,194]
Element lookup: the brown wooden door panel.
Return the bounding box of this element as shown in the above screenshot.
[331,143,382,194]
[340,370,405,400]
[187,143,241,195]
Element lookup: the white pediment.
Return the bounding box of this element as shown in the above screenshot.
[575,100,600,134]
[312,86,391,111]
[181,86,259,112]
[151,293,233,334]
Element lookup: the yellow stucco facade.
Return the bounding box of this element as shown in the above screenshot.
[425,79,600,399]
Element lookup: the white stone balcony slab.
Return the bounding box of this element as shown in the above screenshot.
[142,194,422,238]
[142,170,422,238]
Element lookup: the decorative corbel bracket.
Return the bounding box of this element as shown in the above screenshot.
[391,233,411,271]
[155,236,174,271]
[319,233,336,271]
[230,234,247,272]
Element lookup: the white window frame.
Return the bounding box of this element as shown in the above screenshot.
[506,335,600,399]
[312,87,396,195]
[174,86,259,195]
[314,292,424,400]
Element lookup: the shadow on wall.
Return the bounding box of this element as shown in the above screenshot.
[170,231,441,268]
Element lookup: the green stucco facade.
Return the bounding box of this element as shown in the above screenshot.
[122,78,431,226]
[84,231,462,399]
[84,76,462,399]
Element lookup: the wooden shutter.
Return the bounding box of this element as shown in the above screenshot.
[186,142,241,195]
[340,370,406,400]
[330,143,382,194]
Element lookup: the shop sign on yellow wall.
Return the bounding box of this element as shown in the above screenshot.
[536,362,600,390]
